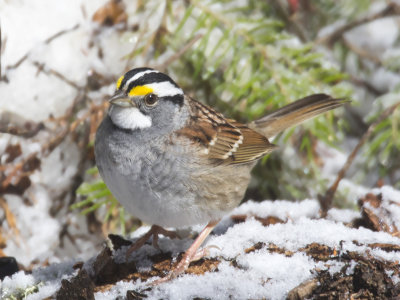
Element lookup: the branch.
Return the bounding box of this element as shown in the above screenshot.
[0,197,20,244]
[155,34,203,72]
[45,24,80,44]
[5,24,80,72]
[318,101,400,217]
[271,0,309,42]
[317,2,400,46]
[342,37,381,65]
[0,111,44,138]
[32,61,82,90]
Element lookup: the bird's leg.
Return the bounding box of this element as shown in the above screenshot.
[151,220,219,285]
[126,225,178,259]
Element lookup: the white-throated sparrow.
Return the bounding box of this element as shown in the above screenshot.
[95,67,347,283]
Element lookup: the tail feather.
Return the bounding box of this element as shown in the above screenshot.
[250,94,348,138]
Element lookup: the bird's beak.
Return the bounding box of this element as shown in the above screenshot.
[109,92,136,108]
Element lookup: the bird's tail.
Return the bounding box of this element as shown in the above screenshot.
[250,94,348,138]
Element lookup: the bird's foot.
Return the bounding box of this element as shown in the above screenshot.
[125,225,178,259]
[149,221,219,285]
[191,245,220,261]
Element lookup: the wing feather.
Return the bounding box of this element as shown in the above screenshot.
[177,98,276,165]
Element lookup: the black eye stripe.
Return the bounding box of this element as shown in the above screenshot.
[119,67,154,90]
[165,94,184,106]
[127,72,179,93]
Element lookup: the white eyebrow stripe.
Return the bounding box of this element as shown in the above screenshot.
[125,70,159,89]
[147,81,183,97]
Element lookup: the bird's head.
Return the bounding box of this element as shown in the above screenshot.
[108,67,186,132]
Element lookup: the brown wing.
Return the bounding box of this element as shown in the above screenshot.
[227,120,278,164]
[177,98,276,165]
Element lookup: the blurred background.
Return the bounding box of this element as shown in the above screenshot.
[0,0,399,270]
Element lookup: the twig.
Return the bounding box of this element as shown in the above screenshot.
[142,4,168,62]
[318,101,400,217]
[44,24,79,44]
[350,76,384,96]
[317,2,400,46]
[271,0,308,42]
[81,4,88,20]
[32,61,82,90]
[123,22,147,71]
[0,111,45,138]
[342,37,381,65]
[6,24,80,71]
[5,53,28,71]
[156,34,203,72]
[0,197,20,239]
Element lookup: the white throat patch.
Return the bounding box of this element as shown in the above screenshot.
[109,106,152,130]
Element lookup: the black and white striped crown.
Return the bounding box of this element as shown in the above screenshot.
[116,68,184,104]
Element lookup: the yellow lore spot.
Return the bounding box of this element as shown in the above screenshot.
[129,85,154,97]
[116,75,124,90]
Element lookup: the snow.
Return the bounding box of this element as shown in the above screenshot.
[327,207,360,223]
[230,198,320,220]
[98,189,400,299]
[3,188,61,266]
[1,0,400,299]
[345,18,399,56]
[344,16,400,92]
[2,186,400,299]
[371,185,400,229]
[143,254,316,300]
[1,261,76,300]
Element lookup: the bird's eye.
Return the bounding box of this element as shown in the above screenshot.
[144,93,158,107]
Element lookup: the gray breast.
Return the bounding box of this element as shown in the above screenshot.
[95,116,202,225]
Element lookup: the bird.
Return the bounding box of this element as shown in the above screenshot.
[94,67,347,283]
